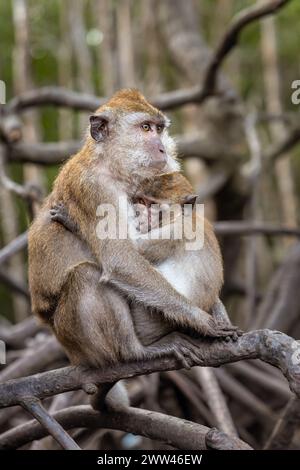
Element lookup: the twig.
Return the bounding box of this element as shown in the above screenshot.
[0,144,42,201]
[215,369,276,424]
[0,404,252,450]
[0,232,28,266]
[6,87,102,113]
[214,221,300,237]
[0,336,63,382]
[4,2,291,114]
[9,141,81,165]
[164,370,215,425]
[253,242,300,330]
[0,112,22,143]
[0,269,29,299]
[21,397,80,450]
[226,362,292,400]
[197,169,230,202]
[0,316,41,348]
[201,0,291,101]
[264,396,300,449]
[266,125,300,163]
[193,367,237,437]
[243,112,263,326]
[7,134,235,166]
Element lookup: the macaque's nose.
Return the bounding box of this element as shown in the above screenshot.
[149,136,167,169]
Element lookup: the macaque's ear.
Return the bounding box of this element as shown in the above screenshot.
[89,114,109,142]
[183,194,198,207]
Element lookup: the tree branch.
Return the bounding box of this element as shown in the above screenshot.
[264,396,300,449]
[193,367,237,437]
[265,125,300,162]
[201,0,291,99]
[3,2,291,114]
[0,232,28,266]
[214,221,300,237]
[21,397,80,450]
[0,330,299,410]
[8,135,231,165]
[0,336,63,382]
[0,404,252,450]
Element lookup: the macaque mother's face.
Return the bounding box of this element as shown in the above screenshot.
[89,110,178,176]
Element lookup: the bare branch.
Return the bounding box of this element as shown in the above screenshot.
[202,0,291,99]
[0,329,299,409]
[8,140,81,165]
[226,362,292,400]
[265,126,300,162]
[197,169,230,202]
[0,336,63,382]
[21,397,80,450]
[164,371,214,425]
[0,269,29,299]
[0,404,252,450]
[0,144,40,200]
[3,2,291,115]
[264,396,300,449]
[214,221,300,237]
[0,316,42,348]
[6,87,102,113]
[193,367,237,437]
[0,232,28,266]
[253,241,300,330]
[0,112,22,143]
[7,134,235,166]
[215,369,276,424]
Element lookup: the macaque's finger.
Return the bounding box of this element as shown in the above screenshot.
[204,317,240,339]
[173,348,192,369]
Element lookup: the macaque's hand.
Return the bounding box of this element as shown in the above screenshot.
[134,201,171,234]
[192,309,241,340]
[50,201,79,234]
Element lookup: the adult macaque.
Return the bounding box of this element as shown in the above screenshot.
[28,89,238,405]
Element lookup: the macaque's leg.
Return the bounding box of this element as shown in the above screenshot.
[54,262,207,371]
[53,262,144,367]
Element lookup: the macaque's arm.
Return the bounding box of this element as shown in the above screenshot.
[50,199,238,338]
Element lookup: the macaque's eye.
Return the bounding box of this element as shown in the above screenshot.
[156,124,164,134]
[141,122,151,132]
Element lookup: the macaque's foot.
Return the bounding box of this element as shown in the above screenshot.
[224,328,243,342]
[50,201,78,234]
[166,332,205,369]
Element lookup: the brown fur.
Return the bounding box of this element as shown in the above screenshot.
[97,88,164,117]
[29,89,237,377]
